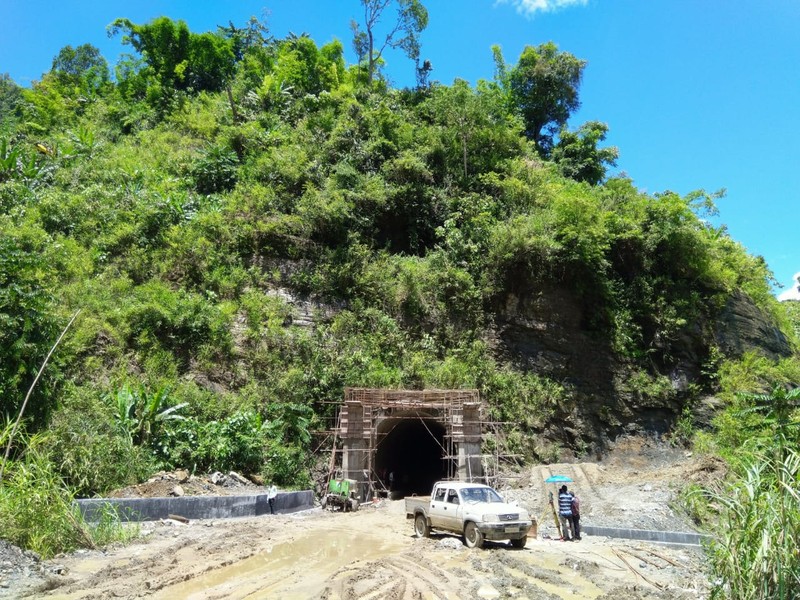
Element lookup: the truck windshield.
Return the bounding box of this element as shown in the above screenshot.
[460,487,503,503]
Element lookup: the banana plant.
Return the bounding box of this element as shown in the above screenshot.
[69,125,97,157]
[137,385,188,445]
[114,386,139,444]
[112,384,188,446]
[0,138,20,181]
[19,155,43,181]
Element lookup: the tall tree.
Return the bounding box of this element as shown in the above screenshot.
[427,80,489,180]
[497,42,586,156]
[551,121,619,185]
[269,36,345,96]
[0,74,22,129]
[108,17,235,98]
[350,0,428,85]
[108,17,191,93]
[51,44,110,95]
[217,16,272,61]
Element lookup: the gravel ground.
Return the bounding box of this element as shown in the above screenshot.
[0,436,719,599]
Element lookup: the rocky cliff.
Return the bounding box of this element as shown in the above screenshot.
[490,284,792,453]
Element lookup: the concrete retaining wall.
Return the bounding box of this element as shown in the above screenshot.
[582,525,711,546]
[76,490,315,522]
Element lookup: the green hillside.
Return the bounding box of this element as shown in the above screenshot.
[1,13,799,583]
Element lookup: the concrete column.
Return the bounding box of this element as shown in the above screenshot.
[342,439,366,481]
[457,442,483,482]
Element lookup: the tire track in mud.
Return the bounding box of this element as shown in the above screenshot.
[155,523,407,599]
[468,551,560,600]
[323,562,404,600]
[37,531,269,599]
[321,538,609,600]
[390,552,465,598]
[322,551,465,600]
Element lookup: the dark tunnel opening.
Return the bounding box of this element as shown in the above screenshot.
[374,417,453,498]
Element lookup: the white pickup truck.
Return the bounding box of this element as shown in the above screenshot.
[405,481,534,549]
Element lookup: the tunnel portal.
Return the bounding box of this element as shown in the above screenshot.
[374,417,452,496]
[336,389,483,500]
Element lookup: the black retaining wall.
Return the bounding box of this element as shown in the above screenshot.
[76,490,315,522]
[581,525,711,546]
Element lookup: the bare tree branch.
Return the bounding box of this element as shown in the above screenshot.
[0,310,81,485]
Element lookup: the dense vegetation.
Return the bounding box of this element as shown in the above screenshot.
[1,6,798,589]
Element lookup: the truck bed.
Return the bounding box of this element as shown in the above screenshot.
[404,495,431,516]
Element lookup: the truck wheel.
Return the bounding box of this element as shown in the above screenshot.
[510,535,527,549]
[414,514,430,538]
[349,498,360,512]
[463,522,484,549]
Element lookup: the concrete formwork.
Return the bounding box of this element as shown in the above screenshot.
[76,490,314,522]
[335,388,483,500]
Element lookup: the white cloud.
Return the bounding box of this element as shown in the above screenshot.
[497,0,589,17]
[778,271,800,302]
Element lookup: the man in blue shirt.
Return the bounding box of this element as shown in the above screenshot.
[558,485,575,541]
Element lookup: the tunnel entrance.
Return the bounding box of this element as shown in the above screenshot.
[374,417,454,496]
[334,389,484,501]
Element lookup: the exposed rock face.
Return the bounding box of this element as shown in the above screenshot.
[489,284,627,451]
[714,290,792,360]
[490,285,614,391]
[265,287,341,328]
[489,284,793,453]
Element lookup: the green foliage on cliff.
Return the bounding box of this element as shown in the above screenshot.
[0,14,795,514]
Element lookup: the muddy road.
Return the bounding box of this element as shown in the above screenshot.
[15,501,708,599]
[9,439,715,599]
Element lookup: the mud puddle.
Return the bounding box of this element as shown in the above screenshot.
[154,527,405,599]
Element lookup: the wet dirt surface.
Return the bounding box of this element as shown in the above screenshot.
[4,439,715,599]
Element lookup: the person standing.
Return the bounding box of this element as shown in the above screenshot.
[571,491,581,541]
[268,483,278,514]
[558,485,575,541]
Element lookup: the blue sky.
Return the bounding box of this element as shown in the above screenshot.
[1,0,798,297]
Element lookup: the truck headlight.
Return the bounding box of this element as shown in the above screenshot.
[482,514,498,522]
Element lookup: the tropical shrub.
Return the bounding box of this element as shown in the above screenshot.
[0,226,61,427]
[50,386,155,496]
[191,144,238,194]
[156,410,265,474]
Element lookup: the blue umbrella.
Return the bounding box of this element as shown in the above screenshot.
[544,475,573,483]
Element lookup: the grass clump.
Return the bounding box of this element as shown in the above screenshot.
[700,449,800,599]
[690,386,800,599]
[0,424,137,559]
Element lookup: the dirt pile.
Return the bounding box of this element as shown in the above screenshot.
[106,470,266,498]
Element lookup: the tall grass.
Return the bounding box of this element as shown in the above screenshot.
[0,423,138,559]
[703,449,800,599]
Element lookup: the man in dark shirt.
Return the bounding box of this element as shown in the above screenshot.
[571,492,582,540]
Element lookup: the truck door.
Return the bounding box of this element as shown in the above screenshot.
[428,485,452,529]
[442,487,462,530]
